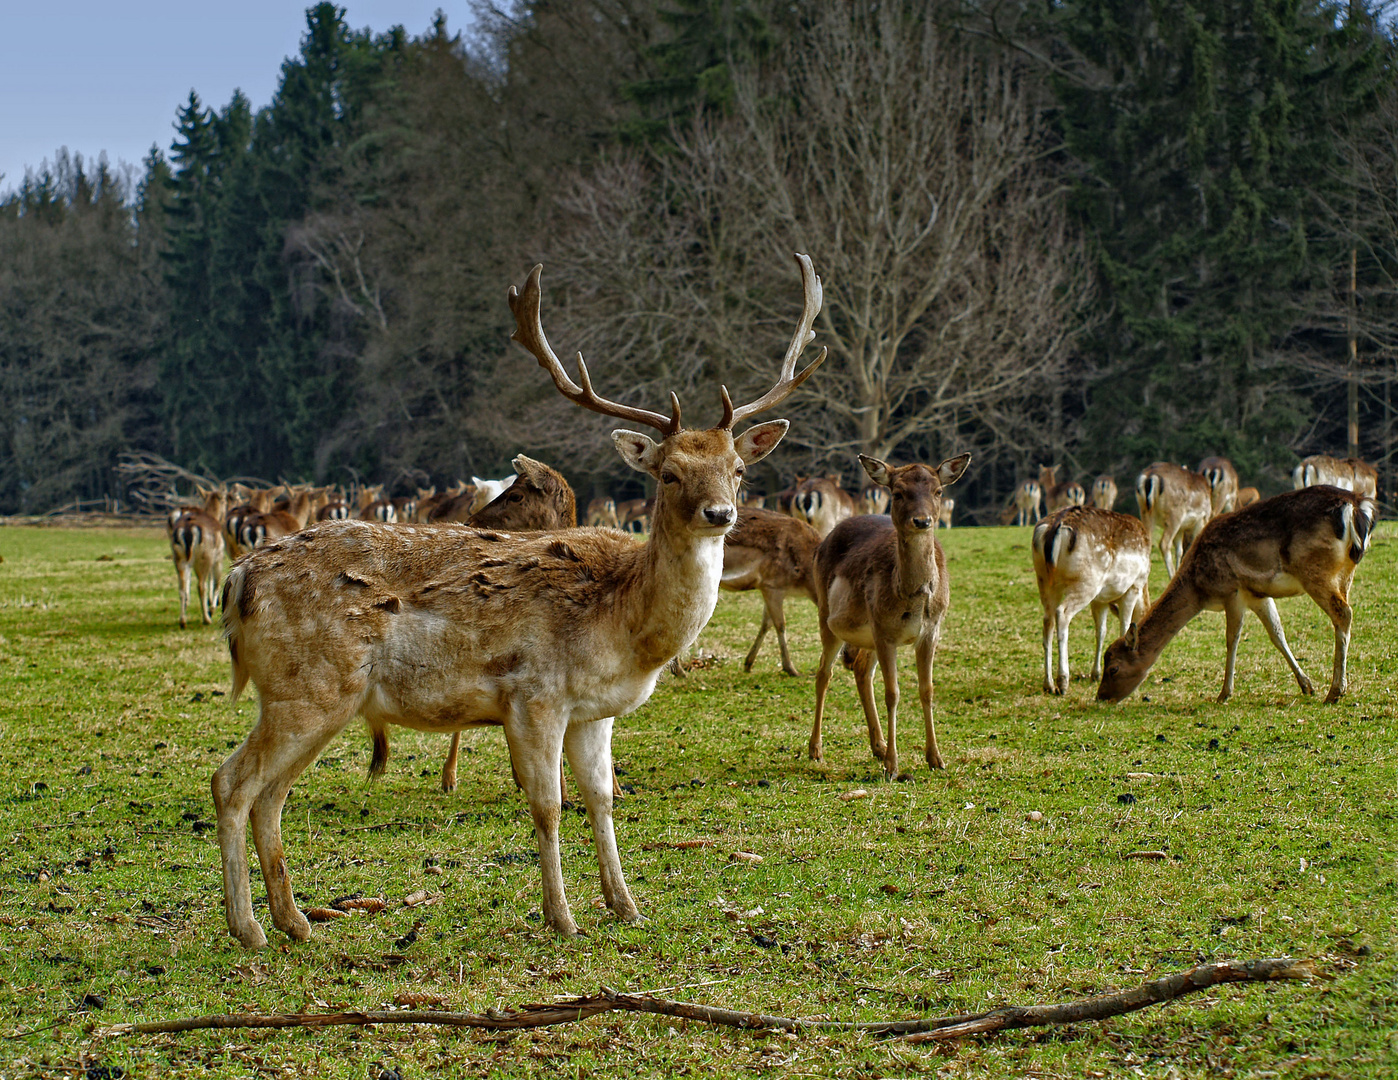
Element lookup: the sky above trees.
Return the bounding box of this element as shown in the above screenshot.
[0,0,462,194]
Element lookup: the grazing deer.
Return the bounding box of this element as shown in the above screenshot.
[808,451,971,777]
[1293,455,1378,499]
[1235,486,1260,509]
[317,493,351,522]
[1032,506,1150,695]
[357,485,397,523]
[1039,465,1086,513]
[791,475,858,538]
[212,254,822,948]
[585,495,620,528]
[170,488,228,628]
[616,497,653,533]
[720,507,821,676]
[861,483,890,516]
[1135,462,1212,578]
[1198,456,1239,517]
[938,498,955,528]
[1009,479,1042,526]
[1089,475,1118,511]
[1098,486,1376,705]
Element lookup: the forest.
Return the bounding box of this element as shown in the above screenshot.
[2,0,1397,517]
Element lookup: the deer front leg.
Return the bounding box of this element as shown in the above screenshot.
[809,623,842,763]
[915,632,943,770]
[744,604,773,672]
[1218,593,1247,702]
[1041,611,1057,695]
[762,587,802,677]
[442,732,461,793]
[504,707,575,936]
[876,641,901,778]
[1246,592,1316,698]
[564,715,639,923]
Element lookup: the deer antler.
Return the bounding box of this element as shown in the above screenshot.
[722,252,826,430]
[508,265,683,437]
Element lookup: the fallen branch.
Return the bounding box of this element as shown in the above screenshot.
[104,957,1312,1040]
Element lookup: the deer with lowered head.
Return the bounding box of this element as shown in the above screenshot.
[1293,454,1378,499]
[1089,475,1118,511]
[720,507,821,677]
[1097,486,1377,706]
[169,487,229,629]
[212,254,823,948]
[1039,465,1086,514]
[1136,462,1212,578]
[1032,505,1150,695]
[808,451,971,777]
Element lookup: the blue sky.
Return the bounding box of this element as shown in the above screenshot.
[1,2,471,196]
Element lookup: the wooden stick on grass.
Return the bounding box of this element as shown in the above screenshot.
[104,957,1313,1041]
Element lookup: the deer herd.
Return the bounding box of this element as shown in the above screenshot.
[157,256,1382,948]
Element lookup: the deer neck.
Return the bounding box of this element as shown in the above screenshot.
[627,511,727,670]
[894,528,938,602]
[1136,575,1203,664]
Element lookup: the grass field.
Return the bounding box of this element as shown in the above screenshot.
[1,520,1394,1078]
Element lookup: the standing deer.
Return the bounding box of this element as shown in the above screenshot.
[1009,479,1042,526]
[1089,475,1118,511]
[1135,462,1212,578]
[791,475,858,538]
[720,507,821,676]
[938,498,955,529]
[239,488,328,551]
[585,496,620,528]
[212,254,823,947]
[860,483,890,516]
[1198,456,1239,517]
[808,451,971,777]
[1098,487,1376,705]
[1039,466,1086,513]
[170,488,228,628]
[1293,455,1378,499]
[1032,506,1150,695]
[224,486,278,559]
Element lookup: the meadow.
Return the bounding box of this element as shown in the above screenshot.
[0,520,1394,1078]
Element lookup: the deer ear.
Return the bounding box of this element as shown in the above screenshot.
[938,453,972,487]
[1126,622,1140,651]
[859,455,892,486]
[612,430,664,477]
[735,420,788,464]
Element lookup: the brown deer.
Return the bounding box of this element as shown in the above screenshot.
[1135,462,1212,578]
[170,488,228,628]
[1235,486,1260,509]
[585,495,620,528]
[224,486,278,559]
[808,451,971,777]
[720,507,821,676]
[937,498,955,529]
[212,254,823,947]
[1008,479,1042,526]
[791,475,858,538]
[1032,506,1150,695]
[860,483,890,516]
[1097,487,1377,705]
[616,497,653,533]
[357,484,396,523]
[1089,475,1118,511]
[239,488,328,551]
[1293,455,1378,499]
[1039,465,1086,513]
[1198,456,1239,517]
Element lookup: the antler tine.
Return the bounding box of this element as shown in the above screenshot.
[726,252,826,429]
[508,264,682,436]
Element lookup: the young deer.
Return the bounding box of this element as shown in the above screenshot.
[720,507,821,676]
[1010,479,1042,526]
[1135,462,1212,578]
[212,255,823,947]
[1097,486,1377,705]
[170,488,228,628]
[808,452,971,777]
[791,475,858,538]
[1032,506,1150,695]
[1039,465,1086,514]
[1198,456,1239,517]
[1293,454,1378,499]
[1089,475,1118,511]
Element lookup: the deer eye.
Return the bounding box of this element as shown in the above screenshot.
[662,471,679,485]
[734,464,745,478]
[508,491,524,502]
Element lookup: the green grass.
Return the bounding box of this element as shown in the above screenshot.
[1,521,1394,1078]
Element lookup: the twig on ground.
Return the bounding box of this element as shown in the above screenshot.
[103,957,1313,1041]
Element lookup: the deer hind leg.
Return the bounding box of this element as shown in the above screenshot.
[213,701,350,948]
[1245,591,1316,698]
[1041,608,1057,695]
[763,587,801,677]
[504,707,575,936]
[1089,600,1112,682]
[1054,604,1075,694]
[564,715,638,923]
[875,641,901,778]
[808,620,843,763]
[442,732,461,792]
[176,560,192,629]
[1218,593,1248,703]
[1159,521,1180,579]
[849,647,885,764]
[916,632,943,771]
[744,592,774,672]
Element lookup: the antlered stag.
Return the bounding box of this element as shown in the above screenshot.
[212,255,823,947]
[808,452,971,777]
[1032,506,1150,695]
[1097,487,1376,705]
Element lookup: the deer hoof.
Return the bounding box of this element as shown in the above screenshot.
[1323,686,1343,704]
[233,921,269,950]
[926,750,945,771]
[1299,677,1316,697]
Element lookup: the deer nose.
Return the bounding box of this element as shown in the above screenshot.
[912,515,933,530]
[704,505,735,527]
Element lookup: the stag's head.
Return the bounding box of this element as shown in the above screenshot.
[508,254,825,540]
